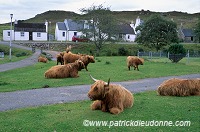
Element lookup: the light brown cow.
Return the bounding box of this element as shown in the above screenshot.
[38,56,48,63]
[88,75,134,115]
[44,60,85,78]
[127,56,144,71]
[157,78,200,96]
[63,52,95,71]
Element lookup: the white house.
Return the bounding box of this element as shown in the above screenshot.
[130,16,143,35]
[3,21,48,41]
[55,17,143,42]
[118,24,136,42]
[3,30,14,41]
[55,19,89,41]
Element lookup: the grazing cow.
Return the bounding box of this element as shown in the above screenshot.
[38,56,48,63]
[44,60,85,78]
[127,56,144,71]
[56,52,64,65]
[88,75,134,115]
[157,78,200,96]
[63,52,95,71]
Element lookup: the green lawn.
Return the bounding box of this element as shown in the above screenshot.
[0,91,199,131]
[0,44,32,64]
[0,56,199,92]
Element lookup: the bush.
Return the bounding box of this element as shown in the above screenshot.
[168,44,186,63]
[118,47,128,56]
[168,44,186,55]
[105,61,111,65]
[15,52,27,57]
[106,50,112,56]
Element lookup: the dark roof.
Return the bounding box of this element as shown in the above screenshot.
[67,19,84,31]
[57,22,67,30]
[119,24,135,34]
[182,29,195,37]
[14,23,46,32]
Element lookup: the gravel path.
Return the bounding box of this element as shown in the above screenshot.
[0,42,199,112]
[0,42,59,72]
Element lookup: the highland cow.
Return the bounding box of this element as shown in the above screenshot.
[127,56,144,71]
[157,78,200,96]
[44,60,85,78]
[56,52,64,65]
[63,52,95,71]
[88,75,134,115]
[38,56,48,63]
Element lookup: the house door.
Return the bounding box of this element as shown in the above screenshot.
[29,32,32,40]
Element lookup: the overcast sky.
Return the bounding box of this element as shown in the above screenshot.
[0,0,199,24]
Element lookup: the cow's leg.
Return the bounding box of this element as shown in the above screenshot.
[128,66,130,70]
[85,66,88,71]
[70,71,79,78]
[91,100,101,110]
[109,107,122,115]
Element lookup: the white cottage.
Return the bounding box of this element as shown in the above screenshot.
[55,19,89,41]
[3,21,48,41]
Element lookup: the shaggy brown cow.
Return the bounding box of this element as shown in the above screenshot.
[44,60,85,78]
[56,52,64,65]
[88,75,134,115]
[63,52,95,71]
[157,78,200,96]
[127,56,144,71]
[38,56,48,63]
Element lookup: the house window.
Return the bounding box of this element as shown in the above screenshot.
[7,31,10,36]
[21,32,24,37]
[62,32,65,37]
[128,35,130,39]
[74,32,77,36]
[37,33,41,37]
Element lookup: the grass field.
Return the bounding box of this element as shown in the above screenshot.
[0,44,32,64]
[0,44,199,132]
[0,91,199,131]
[0,56,199,92]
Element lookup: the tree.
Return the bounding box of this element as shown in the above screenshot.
[79,5,119,53]
[135,14,179,51]
[194,17,200,43]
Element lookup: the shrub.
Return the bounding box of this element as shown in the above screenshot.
[106,50,112,56]
[15,52,27,57]
[118,47,128,56]
[105,61,111,65]
[168,44,186,63]
[168,44,186,55]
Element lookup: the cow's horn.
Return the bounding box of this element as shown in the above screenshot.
[107,78,110,86]
[89,74,98,82]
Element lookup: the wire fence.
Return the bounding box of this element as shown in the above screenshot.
[137,50,200,64]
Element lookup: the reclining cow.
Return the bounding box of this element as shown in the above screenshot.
[88,75,134,115]
[44,60,85,78]
[157,78,200,96]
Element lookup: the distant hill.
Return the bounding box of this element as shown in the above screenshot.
[20,10,200,28]
[0,10,199,38]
